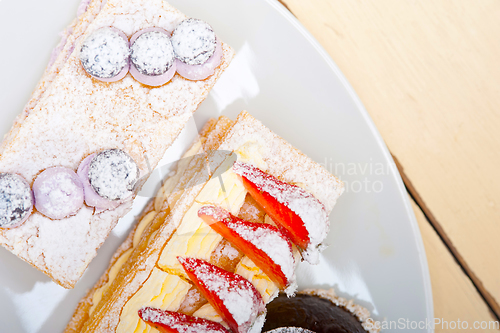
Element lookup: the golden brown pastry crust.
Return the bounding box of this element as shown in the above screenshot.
[0,0,234,289]
[69,111,344,332]
[64,117,223,332]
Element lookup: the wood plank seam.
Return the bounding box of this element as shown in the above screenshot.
[276,0,295,17]
[391,153,500,321]
[277,0,500,323]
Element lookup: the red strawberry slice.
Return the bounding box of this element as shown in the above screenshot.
[178,257,266,333]
[232,162,329,263]
[138,306,230,333]
[198,205,295,291]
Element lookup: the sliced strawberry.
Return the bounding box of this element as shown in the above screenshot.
[198,205,295,291]
[178,257,266,333]
[138,306,230,333]
[232,162,329,263]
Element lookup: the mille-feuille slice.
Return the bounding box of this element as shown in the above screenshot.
[65,115,234,333]
[69,111,344,333]
[6,0,106,138]
[0,0,234,288]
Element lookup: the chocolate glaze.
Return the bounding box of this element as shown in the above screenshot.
[263,293,367,333]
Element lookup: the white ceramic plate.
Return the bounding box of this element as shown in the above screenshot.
[0,0,433,332]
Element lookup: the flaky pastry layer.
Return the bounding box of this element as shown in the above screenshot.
[69,111,344,332]
[0,0,234,288]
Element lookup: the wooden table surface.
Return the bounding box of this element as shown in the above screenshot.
[278,0,500,331]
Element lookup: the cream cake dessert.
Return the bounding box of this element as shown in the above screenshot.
[263,289,380,333]
[65,111,344,333]
[0,0,234,288]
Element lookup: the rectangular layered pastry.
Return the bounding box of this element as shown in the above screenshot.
[0,0,234,288]
[65,111,344,333]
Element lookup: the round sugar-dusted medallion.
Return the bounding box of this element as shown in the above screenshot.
[171,18,217,66]
[0,173,33,228]
[88,149,139,201]
[77,154,119,210]
[80,27,130,80]
[33,167,84,220]
[131,30,175,76]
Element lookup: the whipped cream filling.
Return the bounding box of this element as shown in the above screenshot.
[113,142,322,332]
[117,268,192,333]
[87,137,201,316]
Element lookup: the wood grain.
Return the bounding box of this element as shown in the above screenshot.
[282,0,500,317]
[412,199,498,332]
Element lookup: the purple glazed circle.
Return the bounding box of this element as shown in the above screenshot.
[129,27,176,86]
[80,27,130,83]
[96,58,130,83]
[33,167,84,220]
[130,27,171,45]
[175,38,223,81]
[77,154,119,211]
[129,61,177,87]
[0,173,33,228]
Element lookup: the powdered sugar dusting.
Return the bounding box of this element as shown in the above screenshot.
[233,162,329,264]
[180,257,265,333]
[76,113,339,329]
[300,289,380,333]
[0,173,33,228]
[198,266,252,325]
[171,18,217,65]
[48,29,72,69]
[0,0,233,291]
[265,328,315,333]
[199,205,295,287]
[221,241,240,260]
[237,195,265,223]
[79,27,129,78]
[77,154,120,210]
[230,221,294,281]
[0,202,132,287]
[33,167,84,220]
[211,239,241,265]
[131,31,174,75]
[248,313,266,333]
[77,0,92,17]
[175,38,222,80]
[219,112,343,213]
[73,112,341,329]
[139,307,229,333]
[88,149,139,201]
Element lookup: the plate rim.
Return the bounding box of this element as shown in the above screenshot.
[263,0,434,329]
[0,0,434,330]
